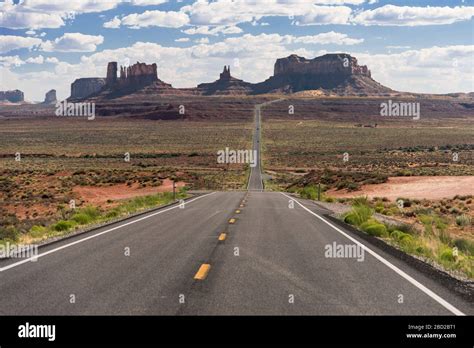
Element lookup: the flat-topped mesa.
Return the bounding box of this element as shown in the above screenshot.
[70,78,106,99]
[106,61,158,89]
[274,53,371,78]
[0,89,24,103]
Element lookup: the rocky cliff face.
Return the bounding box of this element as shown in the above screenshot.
[0,89,24,103]
[107,61,158,89]
[69,53,392,100]
[274,53,371,77]
[253,53,390,95]
[70,78,106,99]
[43,89,57,104]
[69,62,160,100]
[197,65,253,95]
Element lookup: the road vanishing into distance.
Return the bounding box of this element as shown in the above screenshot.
[0,101,472,316]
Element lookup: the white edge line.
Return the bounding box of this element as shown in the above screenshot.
[280,192,465,316]
[0,192,216,272]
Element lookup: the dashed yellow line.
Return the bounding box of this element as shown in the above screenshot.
[194,264,211,280]
[218,233,227,241]
[235,209,241,214]
[229,218,236,224]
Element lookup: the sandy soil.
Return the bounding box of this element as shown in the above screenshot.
[73,179,186,205]
[328,176,474,201]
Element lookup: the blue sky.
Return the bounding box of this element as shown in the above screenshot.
[1,0,473,100]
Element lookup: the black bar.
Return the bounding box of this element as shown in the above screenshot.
[0,316,472,346]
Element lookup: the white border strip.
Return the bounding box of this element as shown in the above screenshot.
[280,192,465,316]
[0,192,216,273]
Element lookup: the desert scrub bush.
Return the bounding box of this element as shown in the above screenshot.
[352,196,369,206]
[29,225,47,238]
[438,246,455,263]
[0,226,20,241]
[455,214,471,227]
[454,238,474,256]
[299,186,318,200]
[359,220,388,237]
[343,203,373,227]
[71,213,93,225]
[80,206,101,219]
[52,220,76,232]
[418,213,447,236]
[395,223,418,235]
[323,196,335,203]
[390,230,413,243]
[346,182,360,191]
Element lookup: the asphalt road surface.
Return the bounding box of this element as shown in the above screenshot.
[0,100,471,315]
[247,104,264,191]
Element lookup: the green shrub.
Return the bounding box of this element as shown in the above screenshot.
[29,225,47,238]
[80,206,101,219]
[346,182,360,191]
[52,220,75,232]
[390,230,412,241]
[72,213,93,225]
[455,214,471,227]
[454,238,474,255]
[360,221,388,237]
[0,226,19,241]
[396,223,417,235]
[105,208,122,219]
[343,204,373,226]
[300,186,318,200]
[352,196,369,207]
[439,247,455,262]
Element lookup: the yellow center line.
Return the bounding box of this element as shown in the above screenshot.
[235,209,241,214]
[194,264,211,280]
[218,233,227,241]
[229,218,236,224]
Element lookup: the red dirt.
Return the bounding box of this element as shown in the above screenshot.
[328,176,474,201]
[73,179,186,205]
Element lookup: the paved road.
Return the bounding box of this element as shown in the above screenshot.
[247,99,285,191]
[0,191,471,315]
[247,104,264,191]
[0,99,471,315]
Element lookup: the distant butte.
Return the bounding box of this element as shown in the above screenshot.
[68,53,395,100]
[197,65,253,95]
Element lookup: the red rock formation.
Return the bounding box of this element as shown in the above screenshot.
[219,65,231,80]
[252,53,391,95]
[0,89,24,103]
[43,89,57,104]
[70,78,106,99]
[197,65,252,95]
[274,53,371,77]
[106,62,118,86]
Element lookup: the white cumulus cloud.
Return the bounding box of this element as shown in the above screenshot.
[0,35,43,54]
[41,33,104,52]
[119,10,190,28]
[0,55,25,67]
[353,5,474,26]
[103,16,122,29]
[183,25,243,36]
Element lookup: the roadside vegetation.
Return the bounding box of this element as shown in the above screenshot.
[286,182,473,279]
[340,196,473,279]
[0,190,187,246]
